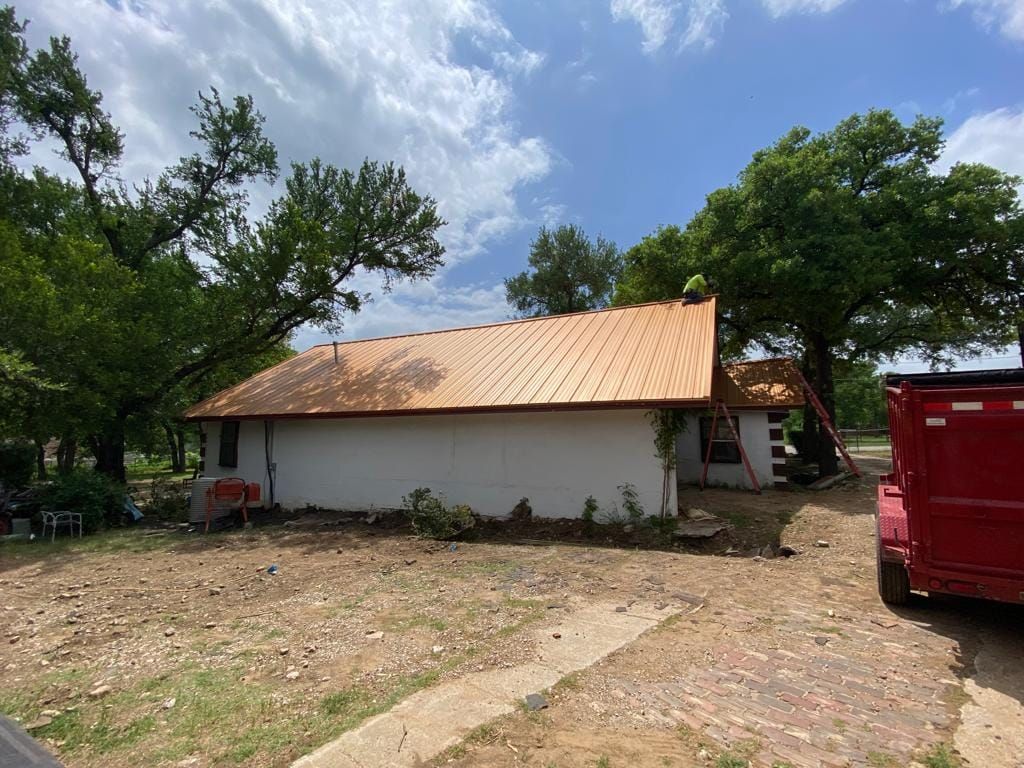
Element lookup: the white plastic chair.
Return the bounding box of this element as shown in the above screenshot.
[41,511,83,541]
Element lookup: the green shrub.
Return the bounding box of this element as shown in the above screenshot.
[0,439,35,491]
[922,744,960,768]
[40,468,124,533]
[647,514,678,538]
[145,476,188,522]
[581,495,598,524]
[403,487,474,540]
[618,482,644,522]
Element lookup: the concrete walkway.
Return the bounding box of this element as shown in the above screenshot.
[955,625,1024,768]
[293,602,676,768]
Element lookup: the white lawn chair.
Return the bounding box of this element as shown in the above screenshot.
[41,510,83,541]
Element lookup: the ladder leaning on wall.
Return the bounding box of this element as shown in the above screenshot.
[699,400,761,494]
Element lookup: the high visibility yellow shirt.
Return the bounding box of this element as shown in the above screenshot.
[683,274,707,295]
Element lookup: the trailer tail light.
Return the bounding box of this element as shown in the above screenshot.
[946,580,979,595]
[928,578,943,590]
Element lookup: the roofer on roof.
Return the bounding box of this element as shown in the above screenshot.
[682,274,707,304]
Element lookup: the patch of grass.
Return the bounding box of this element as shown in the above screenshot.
[34,709,157,754]
[444,743,467,760]
[465,722,499,745]
[716,509,753,529]
[552,671,583,692]
[0,528,176,560]
[381,613,447,633]
[867,751,900,768]
[832,717,847,734]
[320,689,372,716]
[771,762,795,768]
[715,755,748,768]
[434,721,501,764]
[459,559,521,576]
[921,743,961,768]
[224,722,293,764]
[731,738,760,759]
[596,756,611,768]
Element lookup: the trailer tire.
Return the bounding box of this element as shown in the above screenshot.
[877,559,910,605]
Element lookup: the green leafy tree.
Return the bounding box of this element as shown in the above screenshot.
[0,9,446,480]
[617,110,1022,475]
[505,224,622,317]
[833,362,887,430]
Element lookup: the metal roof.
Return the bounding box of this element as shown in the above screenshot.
[185,297,719,420]
[713,358,805,410]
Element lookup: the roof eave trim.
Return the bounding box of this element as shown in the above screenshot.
[184,398,716,422]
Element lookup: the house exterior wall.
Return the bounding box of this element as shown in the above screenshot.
[202,409,673,520]
[675,410,784,490]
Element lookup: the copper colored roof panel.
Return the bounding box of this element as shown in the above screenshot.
[185,298,719,420]
[714,358,805,409]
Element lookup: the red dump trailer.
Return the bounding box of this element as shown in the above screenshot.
[877,369,1024,605]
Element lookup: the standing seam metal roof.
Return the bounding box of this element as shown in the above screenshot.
[184,297,718,420]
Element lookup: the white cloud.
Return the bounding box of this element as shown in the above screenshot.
[293,278,512,345]
[681,0,729,50]
[611,0,680,53]
[493,49,547,77]
[939,107,1024,184]
[942,86,981,115]
[760,0,850,17]
[17,0,554,342]
[947,0,1024,41]
[611,0,850,54]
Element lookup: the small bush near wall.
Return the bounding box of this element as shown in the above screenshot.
[618,482,644,522]
[145,477,189,522]
[403,487,475,540]
[40,469,124,533]
[582,495,598,525]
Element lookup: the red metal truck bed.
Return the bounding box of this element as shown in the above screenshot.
[878,375,1024,605]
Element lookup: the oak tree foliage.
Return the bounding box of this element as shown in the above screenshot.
[616,110,1023,475]
[0,7,446,479]
[505,224,622,318]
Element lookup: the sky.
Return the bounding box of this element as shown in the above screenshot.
[14,0,1024,369]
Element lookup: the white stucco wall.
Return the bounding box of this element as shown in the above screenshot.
[202,409,673,520]
[675,410,776,489]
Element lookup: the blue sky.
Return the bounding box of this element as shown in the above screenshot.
[18,0,1024,368]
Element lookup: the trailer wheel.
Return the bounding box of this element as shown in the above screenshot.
[877,558,910,605]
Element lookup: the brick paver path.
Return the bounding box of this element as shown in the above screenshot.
[626,598,959,767]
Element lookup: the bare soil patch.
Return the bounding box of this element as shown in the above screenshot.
[2,458,1001,768]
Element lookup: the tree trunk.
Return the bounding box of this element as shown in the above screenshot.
[56,436,77,474]
[34,440,47,481]
[91,419,127,483]
[175,427,187,474]
[811,335,840,478]
[798,353,820,461]
[163,422,181,472]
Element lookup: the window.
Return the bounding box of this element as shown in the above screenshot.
[218,421,240,468]
[699,415,741,464]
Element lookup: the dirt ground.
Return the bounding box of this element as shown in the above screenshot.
[2,457,1021,768]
